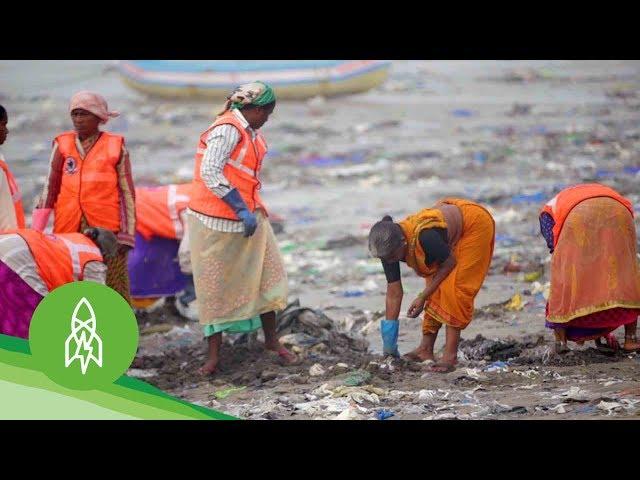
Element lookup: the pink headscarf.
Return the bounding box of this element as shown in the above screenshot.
[69,91,120,124]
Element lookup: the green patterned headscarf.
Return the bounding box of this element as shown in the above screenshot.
[221,81,276,113]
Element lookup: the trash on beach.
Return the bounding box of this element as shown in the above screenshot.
[214,386,247,400]
[309,364,326,376]
[483,361,509,373]
[376,409,395,420]
[504,293,525,311]
[343,370,372,387]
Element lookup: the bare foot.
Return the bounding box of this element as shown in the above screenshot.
[403,347,435,363]
[428,361,456,373]
[623,335,640,352]
[198,359,218,376]
[554,341,570,354]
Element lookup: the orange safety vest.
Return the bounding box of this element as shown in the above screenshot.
[53,131,123,234]
[189,110,268,220]
[12,229,103,292]
[398,208,448,277]
[0,158,26,228]
[540,183,634,248]
[136,183,192,240]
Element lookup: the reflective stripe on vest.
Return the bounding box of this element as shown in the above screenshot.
[59,236,102,281]
[196,138,256,178]
[167,184,190,239]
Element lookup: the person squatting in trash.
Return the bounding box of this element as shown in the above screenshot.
[187,81,298,375]
[540,183,640,354]
[0,227,118,339]
[34,91,136,304]
[128,182,197,319]
[368,198,495,373]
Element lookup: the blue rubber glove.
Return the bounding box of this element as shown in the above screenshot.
[221,189,258,237]
[380,319,400,357]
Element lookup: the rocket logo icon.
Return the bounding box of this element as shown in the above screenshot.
[64,297,103,375]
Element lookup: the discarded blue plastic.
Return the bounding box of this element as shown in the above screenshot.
[595,169,616,178]
[624,166,640,175]
[529,125,548,135]
[473,152,488,165]
[484,361,509,372]
[452,109,473,117]
[495,234,521,246]
[376,409,395,420]
[298,151,368,167]
[575,405,597,414]
[511,192,546,204]
[342,290,365,297]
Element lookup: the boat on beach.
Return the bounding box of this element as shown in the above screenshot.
[117,60,391,100]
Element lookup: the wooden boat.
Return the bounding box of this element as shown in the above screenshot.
[117,60,390,99]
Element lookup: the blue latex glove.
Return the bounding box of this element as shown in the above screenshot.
[221,189,258,237]
[380,319,400,357]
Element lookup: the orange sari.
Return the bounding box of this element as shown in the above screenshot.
[422,199,495,334]
[547,196,640,323]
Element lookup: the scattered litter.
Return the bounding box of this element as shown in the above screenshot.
[214,386,247,400]
[127,368,158,378]
[376,409,395,420]
[343,370,372,387]
[597,401,623,415]
[484,361,509,373]
[504,293,525,311]
[309,364,326,376]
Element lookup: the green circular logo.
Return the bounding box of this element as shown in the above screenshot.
[29,282,139,390]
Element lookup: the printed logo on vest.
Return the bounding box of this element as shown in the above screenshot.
[65,157,78,174]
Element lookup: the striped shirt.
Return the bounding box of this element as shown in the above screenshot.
[187,109,258,233]
[38,132,137,247]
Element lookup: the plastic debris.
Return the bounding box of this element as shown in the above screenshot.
[214,386,247,400]
[504,293,525,311]
[483,361,509,373]
[343,370,372,387]
[597,401,623,415]
[452,109,473,117]
[524,271,543,282]
[127,368,158,378]
[309,364,326,376]
[376,409,395,420]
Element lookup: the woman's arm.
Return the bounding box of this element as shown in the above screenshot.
[38,141,64,208]
[407,254,457,318]
[385,279,404,320]
[116,145,136,248]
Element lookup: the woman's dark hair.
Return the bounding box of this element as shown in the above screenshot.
[0,105,7,121]
[368,215,404,258]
